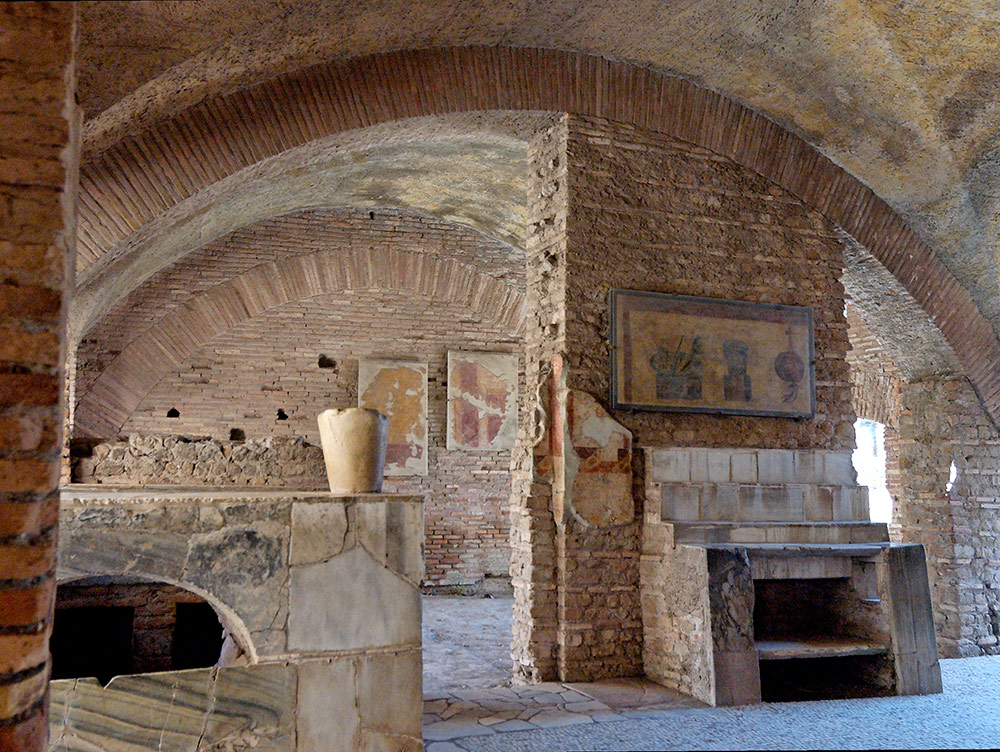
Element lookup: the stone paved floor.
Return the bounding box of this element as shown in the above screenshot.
[422,595,1000,750]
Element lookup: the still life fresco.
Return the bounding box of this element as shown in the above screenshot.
[610,290,815,418]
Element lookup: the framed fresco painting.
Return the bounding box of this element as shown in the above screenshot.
[446,351,519,452]
[610,290,815,418]
[358,359,428,476]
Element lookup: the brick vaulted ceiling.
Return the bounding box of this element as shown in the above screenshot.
[72,2,1000,424]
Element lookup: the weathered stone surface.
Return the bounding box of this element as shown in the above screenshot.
[58,491,424,663]
[290,502,348,565]
[296,658,360,750]
[73,426,492,589]
[640,540,713,704]
[356,650,423,739]
[48,665,296,752]
[288,545,421,652]
[706,548,761,706]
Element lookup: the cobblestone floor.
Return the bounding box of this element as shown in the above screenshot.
[422,595,1000,750]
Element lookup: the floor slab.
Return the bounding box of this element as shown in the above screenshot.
[422,595,1000,749]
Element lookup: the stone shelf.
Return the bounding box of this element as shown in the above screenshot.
[756,637,890,661]
[671,522,890,546]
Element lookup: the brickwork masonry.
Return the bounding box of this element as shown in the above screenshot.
[73,289,523,590]
[0,4,77,748]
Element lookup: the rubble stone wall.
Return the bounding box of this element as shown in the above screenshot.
[564,114,855,450]
[888,377,1000,658]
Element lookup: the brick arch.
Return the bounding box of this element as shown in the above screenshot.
[74,246,526,437]
[77,46,1000,424]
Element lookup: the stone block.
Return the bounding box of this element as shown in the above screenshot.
[760,485,804,522]
[713,651,761,706]
[297,658,361,751]
[756,450,795,484]
[851,486,870,520]
[689,448,710,482]
[288,545,420,652]
[737,485,764,522]
[706,450,731,482]
[385,500,423,583]
[729,451,757,483]
[822,451,856,484]
[702,483,738,521]
[357,649,422,738]
[832,487,852,521]
[650,449,690,482]
[290,502,348,565]
[660,484,701,521]
[804,486,833,522]
[730,526,767,543]
[354,501,387,562]
[793,450,817,483]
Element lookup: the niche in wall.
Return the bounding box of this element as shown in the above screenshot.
[52,579,227,683]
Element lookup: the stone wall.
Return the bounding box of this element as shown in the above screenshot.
[565,114,855,450]
[0,4,77,748]
[888,377,1000,658]
[524,114,857,683]
[56,488,423,750]
[73,435,327,488]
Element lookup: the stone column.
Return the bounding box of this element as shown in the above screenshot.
[0,3,78,749]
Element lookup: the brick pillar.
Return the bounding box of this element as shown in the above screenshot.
[510,117,567,682]
[0,3,78,749]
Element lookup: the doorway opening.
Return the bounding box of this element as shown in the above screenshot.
[852,418,893,523]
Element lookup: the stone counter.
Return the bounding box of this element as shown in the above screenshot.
[53,487,424,751]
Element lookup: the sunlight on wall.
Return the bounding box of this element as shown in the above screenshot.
[853,418,892,523]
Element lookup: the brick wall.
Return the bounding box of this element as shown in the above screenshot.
[509,118,568,682]
[85,291,521,589]
[846,304,903,427]
[74,208,525,398]
[0,4,76,749]
[565,115,855,450]
[545,114,855,681]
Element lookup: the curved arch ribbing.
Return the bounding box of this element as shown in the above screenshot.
[75,246,525,437]
[77,46,1000,423]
